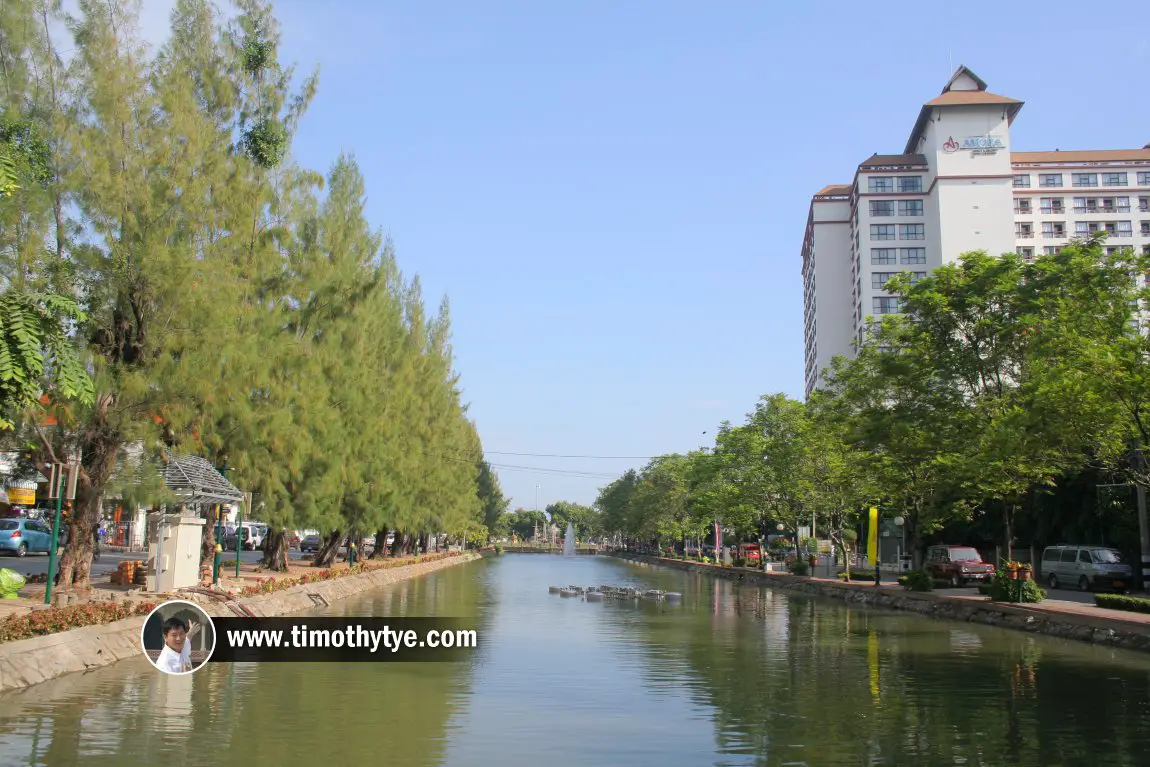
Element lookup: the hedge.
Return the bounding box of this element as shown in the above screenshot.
[238,551,462,596]
[0,600,158,643]
[1094,593,1150,614]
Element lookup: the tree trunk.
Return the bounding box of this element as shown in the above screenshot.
[57,426,120,591]
[390,531,404,557]
[418,532,430,554]
[313,530,342,567]
[261,529,289,571]
[200,509,219,573]
[371,527,390,559]
[1003,501,1016,563]
[347,531,363,562]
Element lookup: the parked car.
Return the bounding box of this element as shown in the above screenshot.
[300,534,321,553]
[924,545,995,587]
[1041,545,1132,592]
[0,518,53,557]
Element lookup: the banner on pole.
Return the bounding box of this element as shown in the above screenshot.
[867,507,879,565]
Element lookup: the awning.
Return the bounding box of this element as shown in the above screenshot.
[162,453,245,505]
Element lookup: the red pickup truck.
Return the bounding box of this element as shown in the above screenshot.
[924,545,995,587]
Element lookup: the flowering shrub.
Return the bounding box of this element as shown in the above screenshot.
[237,552,460,597]
[987,561,1045,603]
[0,600,157,643]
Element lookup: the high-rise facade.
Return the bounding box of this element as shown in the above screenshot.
[802,66,1150,398]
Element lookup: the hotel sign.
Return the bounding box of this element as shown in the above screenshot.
[942,135,1004,156]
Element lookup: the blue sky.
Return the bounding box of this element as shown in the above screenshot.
[132,1,1150,510]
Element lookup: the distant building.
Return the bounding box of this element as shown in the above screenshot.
[802,65,1150,398]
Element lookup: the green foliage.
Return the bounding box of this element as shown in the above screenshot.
[1094,593,1150,613]
[241,118,287,168]
[897,570,934,592]
[985,569,1046,603]
[787,559,809,576]
[0,288,94,428]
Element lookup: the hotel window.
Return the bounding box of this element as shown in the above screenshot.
[1014,198,1032,214]
[1107,247,1124,255]
[899,224,925,240]
[871,224,896,240]
[910,271,927,284]
[872,272,897,289]
[1141,221,1150,235]
[1040,197,1064,214]
[897,176,923,193]
[1075,222,1093,236]
[1043,246,1063,255]
[1016,222,1033,238]
[871,248,897,265]
[1073,197,1096,213]
[1139,172,1150,186]
[1039,173,1062,187]
[1139,196,1149,212]
[1116,221,1133,237]
[869,177,894,193]
[1013,174,1031,188]
[898,200,923,216]
[873,297,902,314]
[869,200,895,216]
[1017,246,1035,261]
[1115,197,1131,212]
[900,247,926,265]
[1043,221,1066,238]
[1073,173,1098,187]
[1103,172,1128,187]
[1144,245,1150,255]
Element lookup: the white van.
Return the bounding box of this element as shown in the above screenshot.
[1041,545,1133,592]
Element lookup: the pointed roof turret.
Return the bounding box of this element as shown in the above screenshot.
[904,66,1023,153]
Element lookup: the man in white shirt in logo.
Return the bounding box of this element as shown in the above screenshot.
[155,616,199,674]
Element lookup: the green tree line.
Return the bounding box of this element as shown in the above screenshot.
[0,0,507,586]
[594,238,1150,575]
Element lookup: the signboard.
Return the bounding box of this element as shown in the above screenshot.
[942,135,1004,156]
[6,487,35,505]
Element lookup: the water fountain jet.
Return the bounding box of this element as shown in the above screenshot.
[563,522,576,556]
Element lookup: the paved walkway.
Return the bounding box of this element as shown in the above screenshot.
[800,573,1150,628]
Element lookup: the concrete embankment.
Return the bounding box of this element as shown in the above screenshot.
[611,552,1150,654]
[0,551,482,693]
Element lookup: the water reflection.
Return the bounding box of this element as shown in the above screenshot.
[1,555,1150,766]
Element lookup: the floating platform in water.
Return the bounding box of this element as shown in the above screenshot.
[549,584,682,603]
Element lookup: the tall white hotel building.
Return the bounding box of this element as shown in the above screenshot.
[801,66,1150,399]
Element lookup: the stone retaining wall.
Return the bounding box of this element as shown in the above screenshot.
[611,552,1150,653]
[0,551,481,693]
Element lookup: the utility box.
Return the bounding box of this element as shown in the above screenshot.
[149,513,205,592]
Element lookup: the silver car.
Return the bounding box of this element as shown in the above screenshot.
[1040,545,1132,592]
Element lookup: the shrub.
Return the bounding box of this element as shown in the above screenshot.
[897,569,934,592]
[787,560,809,576]
[839,569,878,582]
[493,543,503,555]
[985,567,1045,603]
[238,551,460,597]
[0,600,157,643]
[732,557,747,568]
[1094,593,1150,614]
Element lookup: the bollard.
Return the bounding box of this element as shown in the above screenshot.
[212,543,223,585]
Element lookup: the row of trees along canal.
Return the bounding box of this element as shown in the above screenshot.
[586,237,1150,576]
[0,0,509,589]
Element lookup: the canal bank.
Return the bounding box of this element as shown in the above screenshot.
[0,551,482,693]
[610,552,1150,653]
